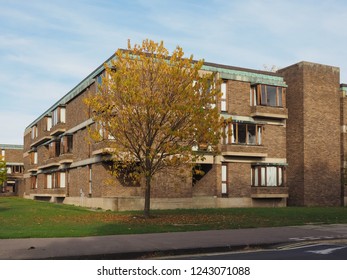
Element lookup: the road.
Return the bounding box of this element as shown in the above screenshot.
[162,241,347,260]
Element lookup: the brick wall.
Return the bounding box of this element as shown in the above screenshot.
[279,62,342,206]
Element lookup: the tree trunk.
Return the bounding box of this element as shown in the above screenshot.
[144,175,151,218]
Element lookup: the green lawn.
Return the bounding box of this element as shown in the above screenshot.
[1,197,346,239]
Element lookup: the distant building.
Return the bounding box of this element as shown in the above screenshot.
[0,144,24,194]
[19,51,346,209]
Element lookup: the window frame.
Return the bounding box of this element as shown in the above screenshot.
[223,122,263,145]
[251,84,285,107]
[220,81,228,112]
[252,165,285,187]
[221,163,228,195]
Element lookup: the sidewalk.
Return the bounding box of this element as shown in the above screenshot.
[1,224,347,259]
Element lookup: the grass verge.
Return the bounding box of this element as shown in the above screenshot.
[0,197,346,239]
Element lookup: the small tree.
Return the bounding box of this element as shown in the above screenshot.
[0,156,7,192]
[85,39,222,217]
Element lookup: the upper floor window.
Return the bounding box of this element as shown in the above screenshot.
[52,107,66,126]
[46,116,52,131]
[1,149,5,159]
[251,85,284,107]
[49,140,61,158]
[31,125,38,139]
[223,122,262,145]
[62,135,73,154]
[221,81,227,112]
[30,151,38,165]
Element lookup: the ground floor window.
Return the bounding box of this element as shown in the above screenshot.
[45,171,66,189]
[252,165,285,187]
[221,163,228,195]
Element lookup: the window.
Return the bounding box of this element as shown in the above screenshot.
[52,107,66,126]
[223,123,262,145]
[46,117,52,131]
[221,82,227,112]
[46,174,52,189]
[192,164,213,186]
[98,122,115,140]
[30,152,38,165]
[252,166,285,187]
[31,125,38,139]
[13,165,23,173]
[62,135,73,153]
[60,172,66,188]
[1,149,5,159]
[49,140,61,158]
[251,85,284,107]
[221,163,228,194]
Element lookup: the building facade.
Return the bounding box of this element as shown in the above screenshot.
[20,53,347,210]
[21,54,290,210]
[0,144,24,194]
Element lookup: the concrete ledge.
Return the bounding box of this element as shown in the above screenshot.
[62,196,287,211]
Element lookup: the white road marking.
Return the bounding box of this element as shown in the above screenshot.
[307,246,347,255]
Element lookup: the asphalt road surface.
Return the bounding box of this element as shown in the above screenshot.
[164,241,347,260]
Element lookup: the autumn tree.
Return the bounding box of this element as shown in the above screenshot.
[85,39,222,217]
[0,156,7,192]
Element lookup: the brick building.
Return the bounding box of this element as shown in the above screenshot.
[0,144,24,194]
[21,54,290,210]
[20,52,347,210]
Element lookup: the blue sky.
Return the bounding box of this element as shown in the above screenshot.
[1,0,347,144]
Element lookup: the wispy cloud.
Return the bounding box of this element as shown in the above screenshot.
[0,0,347,144]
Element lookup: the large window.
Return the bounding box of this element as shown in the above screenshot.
[252,166,285,187]
[223,122,262,145]
[251,85,284,107]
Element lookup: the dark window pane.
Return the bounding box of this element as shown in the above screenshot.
[238,124,246,144]
[278,87,283,106]
[267,86,277,106]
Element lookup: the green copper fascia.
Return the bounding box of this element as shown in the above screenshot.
[202,65,287,87]
[26,53,285,130]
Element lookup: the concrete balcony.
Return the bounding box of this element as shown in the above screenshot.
[251,186,289,198]
[92,140,116,155]
[221,144,268,158]
[50,122,66,136]
[29,129,52,148]
[251,106,288,119]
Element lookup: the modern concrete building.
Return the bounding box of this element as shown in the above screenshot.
[20,52,346,210]
[0,144,24,194]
